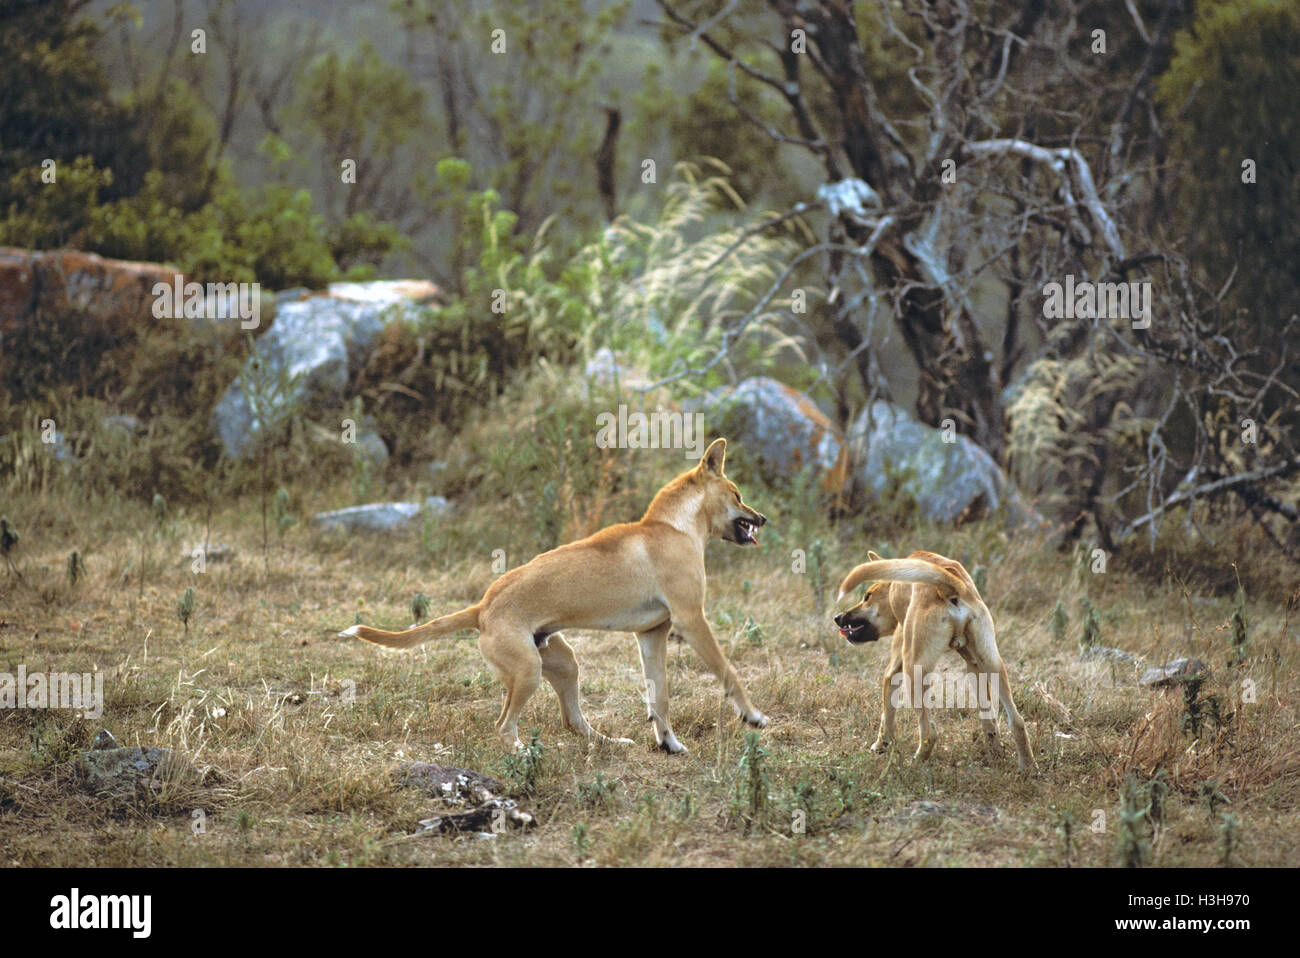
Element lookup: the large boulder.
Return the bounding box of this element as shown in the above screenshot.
[848,400,1044,527]
[212,281,440,458]
[699,377,850,493]
[0,247,183,337]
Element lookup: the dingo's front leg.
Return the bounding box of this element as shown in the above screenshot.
[673,610,766,729]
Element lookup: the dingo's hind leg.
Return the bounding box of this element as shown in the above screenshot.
[540,633,631,745]
[637,621,685,753]
[480,628,542,749]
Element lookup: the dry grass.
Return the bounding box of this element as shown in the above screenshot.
[1,477,1298,868]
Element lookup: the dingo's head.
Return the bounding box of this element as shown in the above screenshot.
[695,438,766,545]
[833,551,894,643]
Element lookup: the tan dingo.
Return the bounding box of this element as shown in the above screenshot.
[833,550,1035,772]
[342,438,767,753]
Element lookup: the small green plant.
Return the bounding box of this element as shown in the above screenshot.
[735,730,771,833]
[410,592,431,624]
[1116,773,1152,867]
[1200,780,1226,821]
[577,771,618,809]
[1080,600,1101,648]
[350,448,374,505]
[238,334,306,572]
[177,587,196,635]
[0,516,19,577]
[1218,812,1239,867]
[807,538,827,613]
[273,487,296,541]
[66,550,86,587]
[503,728,545,794]
[1229,583,1248,667]
[572,822,590,861]
[740,615,764,646]
[1148,769,1169,826]
[1056,807,1077,867]
[1181,675,1224,737]
[1049,600,1069,643]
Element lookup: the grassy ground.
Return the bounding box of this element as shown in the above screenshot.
[1,477,1297,868]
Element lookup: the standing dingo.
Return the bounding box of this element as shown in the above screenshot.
[834,550,1036,772]
[343,438,767,753]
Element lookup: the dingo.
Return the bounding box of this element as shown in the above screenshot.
[833,550,1035,772]
[342,438,767,753]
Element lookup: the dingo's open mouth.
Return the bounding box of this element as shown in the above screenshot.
[734,517,760,544]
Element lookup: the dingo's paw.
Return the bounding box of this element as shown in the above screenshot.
[657,731,688,754]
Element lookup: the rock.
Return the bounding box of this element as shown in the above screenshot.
[424,495,452,516]
[183,543,235,567]
[847,400,1044,527]
[89,728,121,750]
[0,247,183,337]
[1140,657,1208,688]
[100,414,143,435]
[77,744,191,797]
[1080,646,1139,665]
[584,347,650,390]
[312,497,450,533]
[350,426,390,473]
[211,281,440,458]
[890,800,1000,823]
[701,377,850,492]
[326,280,441,306]
[46,430,76,462]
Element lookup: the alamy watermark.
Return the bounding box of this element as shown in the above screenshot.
[891,667,1000,719]
[595,405,705,459]
[1042,274,1151,328]
[151,277,260,329]
[0,666,103,720]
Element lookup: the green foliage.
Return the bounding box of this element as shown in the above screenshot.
[1080,598,1101,648]
[0,1,146,212]
[399,0,631,246]
[502,728,545,795]
[66,550,86,587]
[1181,675,1225,738]
[1157,0,1300,346]
[1,516,20,576]
[177,587,196,635]
[1116,773,1153,867]
[1050,600,1070,644]
[1229,584,1248,666]
[734,730,771,833]
[1219,812,1239,867]
[273,487,296,540]
[577,772,618,809]
[410,592,431,625]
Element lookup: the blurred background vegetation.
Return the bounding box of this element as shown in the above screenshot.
[1,0,1297,583]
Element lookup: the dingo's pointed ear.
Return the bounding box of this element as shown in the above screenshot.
[867,550,882,561]
[700,437,727,475]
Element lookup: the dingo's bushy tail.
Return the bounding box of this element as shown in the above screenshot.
[340,605,480,650]
[836,559,967,602]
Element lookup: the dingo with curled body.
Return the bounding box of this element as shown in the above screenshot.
[343,438,767,753]
[833,550,1035,772]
